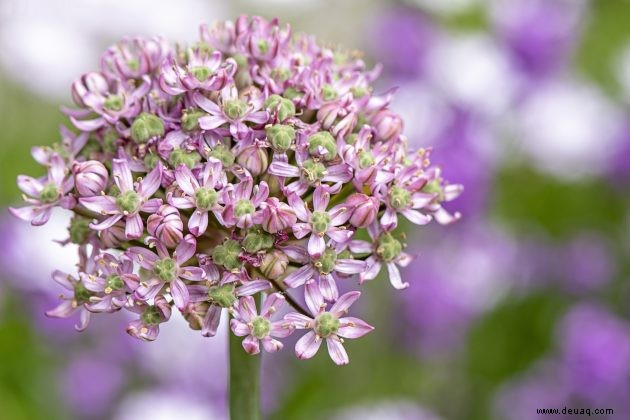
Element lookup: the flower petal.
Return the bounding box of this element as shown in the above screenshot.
[338,316,375,339]
[326,338,349,365]
[330,291,361,317]
[295,330,322,360]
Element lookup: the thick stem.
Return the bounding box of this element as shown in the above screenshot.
[229,301,261,420]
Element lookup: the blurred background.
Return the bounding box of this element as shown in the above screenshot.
[1,0,630,419]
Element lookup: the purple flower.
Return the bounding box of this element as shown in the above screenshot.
[194,85,269,141]
[284,284,373,365]
[169,159,226,236]
[126,295,172,341]
[10,153,75,226]
[289,186,354,258]
[79,158,162,239]
[259,197,297,234]
[187,265,271,337]
[127,234,206,310]
[159,49,236,95]
[230,293,294,354]
[357,223,414,290]
[83,252,140,312]
[222,177,269,229]
[282,244,366,301]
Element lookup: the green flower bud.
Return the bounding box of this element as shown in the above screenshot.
[212,239,242,271]
[376,233,403,262]
[39,183,61,203]
[257,39,270,54]
[116,190,141,214]
[389,186,411,210]
[242,230,274,253]
[234,199,255,217]
[345,133,358,145]
[109,184,121,197]
[271,67,291,82]
[310,211,331,235]
[69,216,91,244]
[207,284,237,307]
[337,249,353,260]
[314,248,337,275]
[169,149,201,169]
[308,131,337,161]
[223,100,247,120]
[104,94,124,111]
[208,144,235,167]
[264,94,296,121]
[154,258,177,282]
[251,316,271,339]
[195,187,218,210]
[182,109,206,132]
[301,159,327,183]
[141,306,162,325]
[314,312,340,338]
[265,124,295,151]
[131,112,165,143]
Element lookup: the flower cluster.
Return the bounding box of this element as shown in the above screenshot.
[10,15,461,365]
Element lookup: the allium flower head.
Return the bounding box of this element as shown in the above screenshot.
[10,15,461,365]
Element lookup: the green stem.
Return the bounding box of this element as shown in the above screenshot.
[229,299,261,420]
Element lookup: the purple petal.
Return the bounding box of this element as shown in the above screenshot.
[271,320,295,338]
[51,270,74,290]
[313,187,330,212]
[387,262,408,289]
[261,293,285,317]
[202,305,222,337]
[284,313,312,329]
[283,265,315,289]
[261,337,283,353]
[139,163,163,198]
[307,234,325,258]
[334,259,366,275]
[230,319,251,336]
[189,211,208,237]
[326,338,349,365]
[268,161,300,178]
[338,316,374,339]
[175,234,197,264]
[125,214,143,239]
[90,214,123,231]
[330,291,361,317]
[304,281,325,316]
[401,208,432,225]
[112,159,133,192]
[193,92,222,114]
[17,175,43,197]
[174,164,199,196]
[237,296,257,322]
[318,275,339,302]
[199,115,228,130]
[242,335,261,355]
[141,198,163,213]
[179,266,206,281]
[79,196,118,214]
[170,278,189,310]
[127,247,159,270]
[236,279,271,296]
[288,193,309,221]
[326,227,353,243]
[295,331,322,360]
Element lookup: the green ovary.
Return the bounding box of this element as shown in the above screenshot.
[154,258,177,282]
[191,66,213,82]
[234,199,255,217]
[116,190,141,214]
[251,316,271,339]
[195,187,218,210]
[301,159,327,183]
[207,284,237,308]
[389,186,411,210]
[310,211,331,235]
[39,183,60,203]
[141,306,162,325]
[223,100,247,120]
[376,233,403,263]
[314,248,337,275]
[315,312,340,338]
